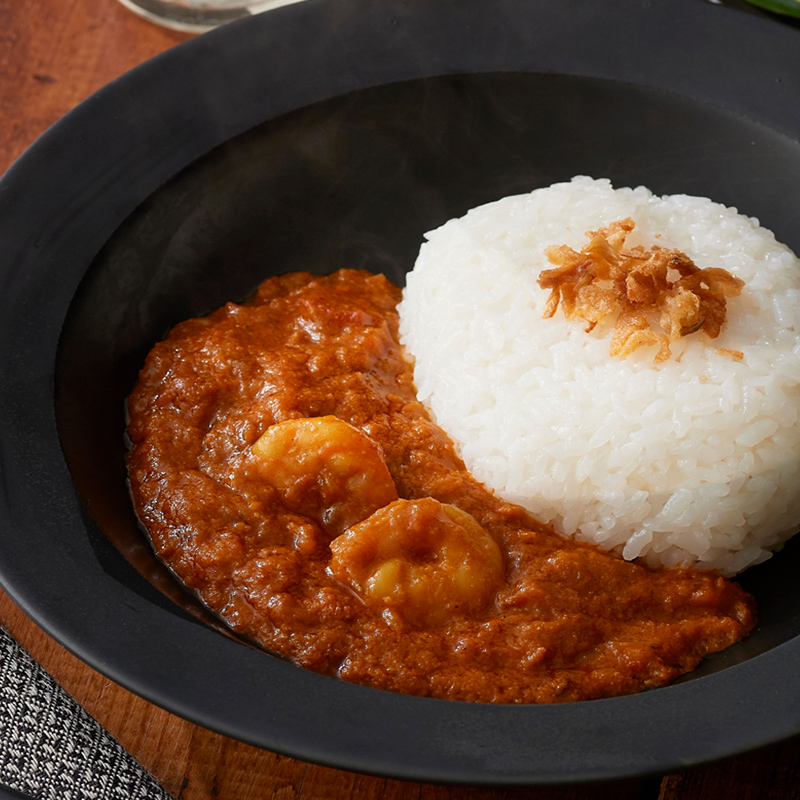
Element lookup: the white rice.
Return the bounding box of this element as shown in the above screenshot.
[398,176,800,574]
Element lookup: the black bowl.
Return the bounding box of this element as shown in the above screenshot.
[1,0,800,785]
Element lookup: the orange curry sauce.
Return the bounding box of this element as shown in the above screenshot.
[126,270,755,703]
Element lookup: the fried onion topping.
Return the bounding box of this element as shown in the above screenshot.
[538,219,745,363]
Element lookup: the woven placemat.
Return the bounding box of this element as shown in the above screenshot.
[0,625,171,800]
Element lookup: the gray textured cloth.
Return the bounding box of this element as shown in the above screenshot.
[0,625,171,800]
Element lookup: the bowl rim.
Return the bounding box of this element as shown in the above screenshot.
[1,0,800,785]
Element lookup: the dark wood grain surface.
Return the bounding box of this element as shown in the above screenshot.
[1,1,799,798]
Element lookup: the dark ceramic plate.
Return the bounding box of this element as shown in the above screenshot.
[1,0,800,785]
[0,785,34,800]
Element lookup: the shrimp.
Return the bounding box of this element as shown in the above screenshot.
[252,416,398,537]
[329,498,504,627]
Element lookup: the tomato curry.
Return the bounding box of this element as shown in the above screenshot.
[126,269,755,703]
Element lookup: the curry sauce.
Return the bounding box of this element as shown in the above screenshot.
[126,269,755,703]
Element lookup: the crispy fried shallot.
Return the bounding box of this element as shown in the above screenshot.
[538,219,745,363]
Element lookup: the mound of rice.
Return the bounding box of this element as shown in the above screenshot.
[398,176,800,575]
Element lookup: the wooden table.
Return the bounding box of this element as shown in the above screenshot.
[1,1,799,798]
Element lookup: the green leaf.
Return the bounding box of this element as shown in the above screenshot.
[743,0,800,18]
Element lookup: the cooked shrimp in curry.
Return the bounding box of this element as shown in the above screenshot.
[329,498,504,627]
[252,415,398,537]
